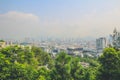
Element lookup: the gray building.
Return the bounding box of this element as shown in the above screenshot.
[96,37,107,53]
[112,28,120,49]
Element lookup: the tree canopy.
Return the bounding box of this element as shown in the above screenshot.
[0,46,120,80]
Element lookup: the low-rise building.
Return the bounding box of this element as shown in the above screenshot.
[67,47,83,57]
[0,40,6,48]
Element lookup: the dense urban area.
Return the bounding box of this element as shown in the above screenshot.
[0,28,120,80]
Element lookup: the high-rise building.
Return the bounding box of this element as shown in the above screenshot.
[96,37,107,53]
[112,28,120,49]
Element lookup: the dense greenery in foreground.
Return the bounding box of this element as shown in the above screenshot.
[0,46,120,80]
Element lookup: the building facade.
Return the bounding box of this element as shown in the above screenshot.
[96,37,107,53]
[112,28,120,49]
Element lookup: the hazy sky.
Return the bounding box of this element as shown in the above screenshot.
[0,0,120,40]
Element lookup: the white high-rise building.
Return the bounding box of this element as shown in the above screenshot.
[96,37,107,53]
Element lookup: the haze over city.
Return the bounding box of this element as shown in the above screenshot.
[1,1,120,80]
[0,0,120,40]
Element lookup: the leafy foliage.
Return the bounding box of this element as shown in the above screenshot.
[0,46,120,80]
[97,48,120,80]
[0,46,52,80]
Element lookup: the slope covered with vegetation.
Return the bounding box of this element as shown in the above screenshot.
[0,46,120,80]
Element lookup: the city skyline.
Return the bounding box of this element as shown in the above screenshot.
[0,0,120,40]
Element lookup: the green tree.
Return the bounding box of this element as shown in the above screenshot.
[0,53,11,79]
[97,48,120,80]
[51,52,72,80]
[0,46,39,80]
[37,67,51,80]
[84,67,97,80]
[70,57,85,80]
[32,46,54,69]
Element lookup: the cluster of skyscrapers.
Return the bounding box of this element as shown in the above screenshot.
[0,28,120,57]
[96,28,120,55]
